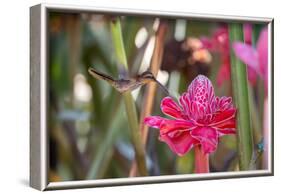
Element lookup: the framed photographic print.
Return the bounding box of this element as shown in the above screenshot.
[30,3,274,191]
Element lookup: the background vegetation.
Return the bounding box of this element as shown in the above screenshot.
[48,12,266,182]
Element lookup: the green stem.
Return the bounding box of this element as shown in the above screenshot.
[229,23,254,170]
[110,17,148,176]
[194,145,209,173]
[110,18,129,69]
[248,87,262,144]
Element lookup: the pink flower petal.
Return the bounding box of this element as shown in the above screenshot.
[215,96,233,111]
[214,117,236,129]
[159,131,198,156]
[210,109,236,135]
[216,62,231,87]
[210,109,236,128]
[211,110,236,136]
[159,119,195,135]
[144,116,164,128]
[190,127,218,154]
[179,92,193,119]
[179,93,187,112]
[161,96,183,119]
[217,127,236,136]
[232,42,259,73]
[144,116,196,134]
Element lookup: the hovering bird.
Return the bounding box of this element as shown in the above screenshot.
[88,67,170,95]
[248,138,264,170]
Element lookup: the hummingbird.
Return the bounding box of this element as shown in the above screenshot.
[249,138,264,170]
[88,67,170,95]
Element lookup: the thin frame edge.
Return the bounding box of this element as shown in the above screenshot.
[41,3,273,23]
[30,4,48,191]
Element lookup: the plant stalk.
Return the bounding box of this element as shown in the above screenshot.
[110,17,148,176]
[262,97,268,169]
[194,145,209,173]
[129,22,167,177]
[229,23,254,170]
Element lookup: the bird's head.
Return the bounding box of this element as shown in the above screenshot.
[138,71,156,83]
[138,70,170,96]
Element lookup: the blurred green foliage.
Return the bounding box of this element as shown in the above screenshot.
[47,12,266,182]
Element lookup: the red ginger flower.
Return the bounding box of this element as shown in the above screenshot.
[144,75,236,156]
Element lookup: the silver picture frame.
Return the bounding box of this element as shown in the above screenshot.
[30,3,274,191]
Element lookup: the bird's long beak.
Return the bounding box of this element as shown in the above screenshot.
[152,78,170,96]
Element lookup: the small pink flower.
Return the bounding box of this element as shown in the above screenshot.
[201,25,231,87]
[144,75,237,156]
[232,27,268,91]
[201,24,258,86]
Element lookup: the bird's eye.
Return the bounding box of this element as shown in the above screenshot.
[141,71,152,76]
[143,73,154,79]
